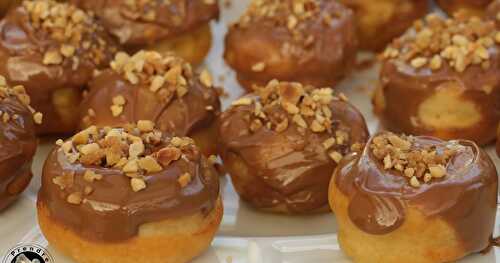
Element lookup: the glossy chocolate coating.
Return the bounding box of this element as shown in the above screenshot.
[224,0,357,90]
[72,0,219,47]
[0,96,37,211]
[218,96,369,213]
[80,69,220,141]
[376,51,500,145]
[334,134,498,252]
[38,134,220,242]
[0,4,117,134]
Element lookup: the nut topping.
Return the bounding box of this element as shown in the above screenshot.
[370,132,460,187]
[54,121,198,195]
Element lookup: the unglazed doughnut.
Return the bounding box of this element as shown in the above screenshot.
[80,51,221,157]
[437,0,493,18]
[37,123,222,263]
[218,80,369,214]
[224,0,357,91]
[338,0,428,51]
[374,14,500,145]
[329,132,498,263]
[0,0,118,135]
[0,75,41,211]
[73,0,219,65]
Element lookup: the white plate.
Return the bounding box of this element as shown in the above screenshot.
[0,1,499,262]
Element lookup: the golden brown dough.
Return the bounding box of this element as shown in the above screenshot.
[338,0,428,51]
[218,80,369,214]
[38,123,222,263]
[437,0,493,18]
[80,51,221,157]
[374,13,500,145]
[329,132,498,263]
[224,0,357,91]
[0,0,118,135]
[73,0,219,65]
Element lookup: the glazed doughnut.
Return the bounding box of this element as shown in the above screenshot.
[437,0,493,18]
[80,51,221,157]
[329,132,498,263]
[338,0,428,51]
[72,0,219,65]
[0,0,118,135]
[0,75,41,211]
[224,0,357,91]
[37,123,222,263]
[374,13,500,145]
[218,80,369,214]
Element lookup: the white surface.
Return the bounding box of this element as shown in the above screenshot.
[0,1,499,262]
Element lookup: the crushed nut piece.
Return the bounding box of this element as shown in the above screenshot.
[131,178,146,192]
[178,173,192,187]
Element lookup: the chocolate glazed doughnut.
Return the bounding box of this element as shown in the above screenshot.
[0,76,41,211]
[224,0,357,91]
[80,51,221,157]
[218,80,369,214]
[374,14,500,145]
[338,0,428,51]
[72,0,219,65]
[37,123,222,263]
[329,132,498,263]
[0,0,118,135]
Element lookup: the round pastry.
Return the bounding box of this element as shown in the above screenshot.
[329,132,498,263]
[218,80,369,214]
[37,123,222,263]
[373,14,500,145]
[0,75,41,211]
[224,0,357,91]
[0,0,118,134]
[437,0,493,18]
[80,51,221,157]
[337,0,428,51]
[72,0,219,65]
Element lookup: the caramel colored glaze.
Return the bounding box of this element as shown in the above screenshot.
[38,138,220,242]
[0,97,37,211]
[80,70,220,146]
[224,1,357,90]
[375,56,500,145]
[218,97,369,213]
[0,6,117,134]
[497,124,500,156]
[0,0,21,19]
[73,0,219,47]
[334,135,498,253]
[338,0,428,51]
[437,0,493,17]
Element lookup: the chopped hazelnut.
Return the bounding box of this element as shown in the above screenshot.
[137,120,155,132]
[130,178,146,192]
[67,192,83,205]
[178,173,192,187]
[138,156,163,173]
